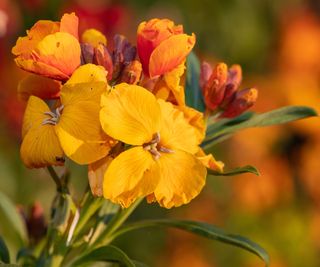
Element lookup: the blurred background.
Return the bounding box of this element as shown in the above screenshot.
[1,0,320,266]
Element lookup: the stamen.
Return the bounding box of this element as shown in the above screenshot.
[143,132,174,160]
[42,105,64,126]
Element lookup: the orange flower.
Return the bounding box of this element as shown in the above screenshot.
[12,13,81,81]
[137,18,195,78]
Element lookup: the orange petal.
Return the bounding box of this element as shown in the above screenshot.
[196,149,224,173]
[12,20,59,58]
[14,58,70,80]
[33,32,81,79]
[149,33,195,78]
[60,13,79,40]
[18,74,61,101]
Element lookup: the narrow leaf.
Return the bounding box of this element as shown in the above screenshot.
[0,192,28,246]
[209,165,260,176]
[0,237,10,263]
[205,106,317,149]
[110,220,270,267]
[70,245,136,267]
[185,52,205,112]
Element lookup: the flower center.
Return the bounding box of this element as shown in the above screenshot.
[143,132,174,160]
[42,105,64,125]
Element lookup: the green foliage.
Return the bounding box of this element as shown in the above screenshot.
[209,165,260,176]
[0,237,10,264]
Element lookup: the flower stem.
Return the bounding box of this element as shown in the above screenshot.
[90,198,143,248]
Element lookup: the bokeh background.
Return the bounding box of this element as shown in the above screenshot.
[1,0,320,266]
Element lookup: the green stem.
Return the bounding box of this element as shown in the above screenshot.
[90,198,143,248]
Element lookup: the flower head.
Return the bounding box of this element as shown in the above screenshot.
[100,84,207,208]
[21,64,114,168]
[137,18,195,78]
[12,13,81,81]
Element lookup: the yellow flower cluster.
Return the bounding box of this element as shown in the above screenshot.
[13,13,225,208]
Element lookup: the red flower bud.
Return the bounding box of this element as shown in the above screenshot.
[120,60,142,85]
[93,43,113,80]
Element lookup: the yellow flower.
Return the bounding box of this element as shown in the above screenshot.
[21,64,114,168]
[100,83,207,208]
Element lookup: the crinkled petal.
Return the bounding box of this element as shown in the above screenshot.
[21,96,64,168]
[103,147,159,208]
[65,64,107,85]
[158,99,199,154]
[196,149,224,173]
[149,33,195,78]
[33,32,81,78]
[12,20,59,57]
[100,83,161,145]
[56,82,113,164]
[154,150,207,208]
[60,13,79,40]
[18,74,61,101]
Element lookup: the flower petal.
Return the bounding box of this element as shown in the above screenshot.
[196,149,224,173]
[154,150,207,208]
[21,96,64,168]
[65,64,107,85]
[103,147,159,208]
[60,13,79,40]
[12,20,59,57]
[56,81,113,164]
[158,99,199,154]
[18,74,61,101]
[34,32,81,79]
[149,33,195,78]
[100,83,161,145]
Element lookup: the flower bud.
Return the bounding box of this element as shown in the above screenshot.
[203,63,228,111]
[221,88,258,118]
[221,64,242,105]
[120,60,142,85]
[93,43,113,80]
[200,61,213,89]
[27,202,46,242]
[80,43,94,64]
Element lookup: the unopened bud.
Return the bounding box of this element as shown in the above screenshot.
[221,88,258,118]
[94,44,113,80]
[221,64,242,105]
[120,60,142,84]
[203,63,228,111]
[80,43,94,64]
[112,35,136,80]
[200,61,213,89]
[27,202,46,242]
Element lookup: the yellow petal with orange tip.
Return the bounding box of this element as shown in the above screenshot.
[149,33,195,78]
[14,58,70,81]
[60,12,79,40]
[12,20,59,58]
[196,148,224,173]
[153,150,207,208]
[18,74,61,101]
[33,32,81,78]
[56,81,112,164]
[100,83,161,145]
[103,147,159,208]
[65,64,107,85]
[21,96,64,168]
[158,99,199,154]
[82,29,107,48]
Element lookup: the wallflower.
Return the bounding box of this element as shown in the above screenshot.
[100,84,207,208]
[12,13,81,81]
[137,18,195,78]
[21,64,113,168]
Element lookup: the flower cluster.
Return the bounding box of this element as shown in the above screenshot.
[13,13,257,209]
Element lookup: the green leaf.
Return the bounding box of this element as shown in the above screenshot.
[185,52,205,112]
[70,245,137,267]
[209,165,260,176]
[204,106,317,149]
[0,192,28,246]
[0,237,10,263]
[110,220,270,267]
